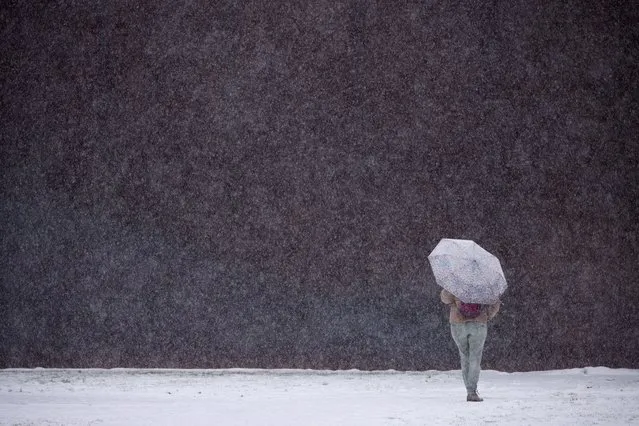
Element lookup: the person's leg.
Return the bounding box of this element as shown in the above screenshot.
[450,324,470,390]
[466,322,488,395]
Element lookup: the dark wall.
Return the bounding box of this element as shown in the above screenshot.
[1,1,637,371]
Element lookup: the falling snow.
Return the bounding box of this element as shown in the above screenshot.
[1,1,638,373]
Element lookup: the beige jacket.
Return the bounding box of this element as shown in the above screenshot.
[440,289,501,324]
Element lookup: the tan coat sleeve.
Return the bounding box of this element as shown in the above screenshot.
[440,289,456,305]
[487,300,501,320]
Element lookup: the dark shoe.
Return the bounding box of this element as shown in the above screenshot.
[467,391,484,402]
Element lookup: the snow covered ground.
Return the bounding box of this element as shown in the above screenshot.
[1,367,638,425]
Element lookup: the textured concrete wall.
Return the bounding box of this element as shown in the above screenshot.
[2,1,637,371]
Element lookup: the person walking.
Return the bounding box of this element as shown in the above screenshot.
[441,288,501,402]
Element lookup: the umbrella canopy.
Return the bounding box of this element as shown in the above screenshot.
[428,238,507,304]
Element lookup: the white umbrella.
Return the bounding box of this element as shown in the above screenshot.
[428,238,507,304]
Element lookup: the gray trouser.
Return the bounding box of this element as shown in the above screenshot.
[450,322,487,393]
